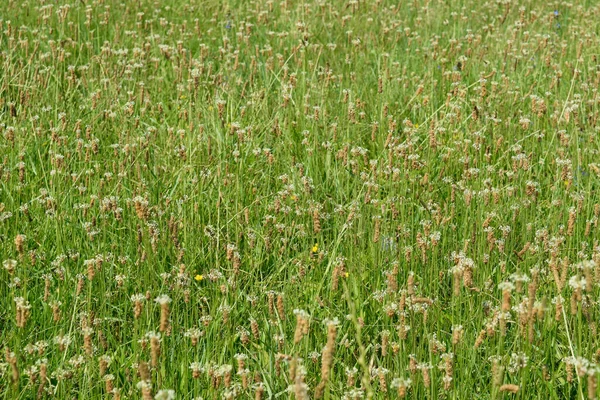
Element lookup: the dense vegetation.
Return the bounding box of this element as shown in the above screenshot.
[1,0,600,398]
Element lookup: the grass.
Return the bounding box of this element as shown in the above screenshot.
[1,0,600,398]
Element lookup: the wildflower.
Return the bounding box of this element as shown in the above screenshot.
[184,328,204,346]
[194,274,203,282]
[154,389,175,400]
[131,294,146,319]
[391,377,412,397]
[499,384,519,393]
[154,295,172,332]
[3,259,17,274]
[99,355,112,377]
[293,309,310,343]
[137,379,153,400]
[190,362,204,378]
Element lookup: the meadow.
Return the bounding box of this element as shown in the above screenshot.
[1,0,600,398]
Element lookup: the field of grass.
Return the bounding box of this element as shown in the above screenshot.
[2,0,600,398]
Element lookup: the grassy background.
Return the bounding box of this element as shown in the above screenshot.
[1,0,600,398]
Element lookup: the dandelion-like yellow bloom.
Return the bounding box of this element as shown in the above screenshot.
[195,274,203,282]
[311,244,318,253]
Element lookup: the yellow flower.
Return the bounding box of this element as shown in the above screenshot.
[415,123,419,129]
[344,272,349,278]
[311,243,318,253]
[194,274,203,282]
[290,195,297,201]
